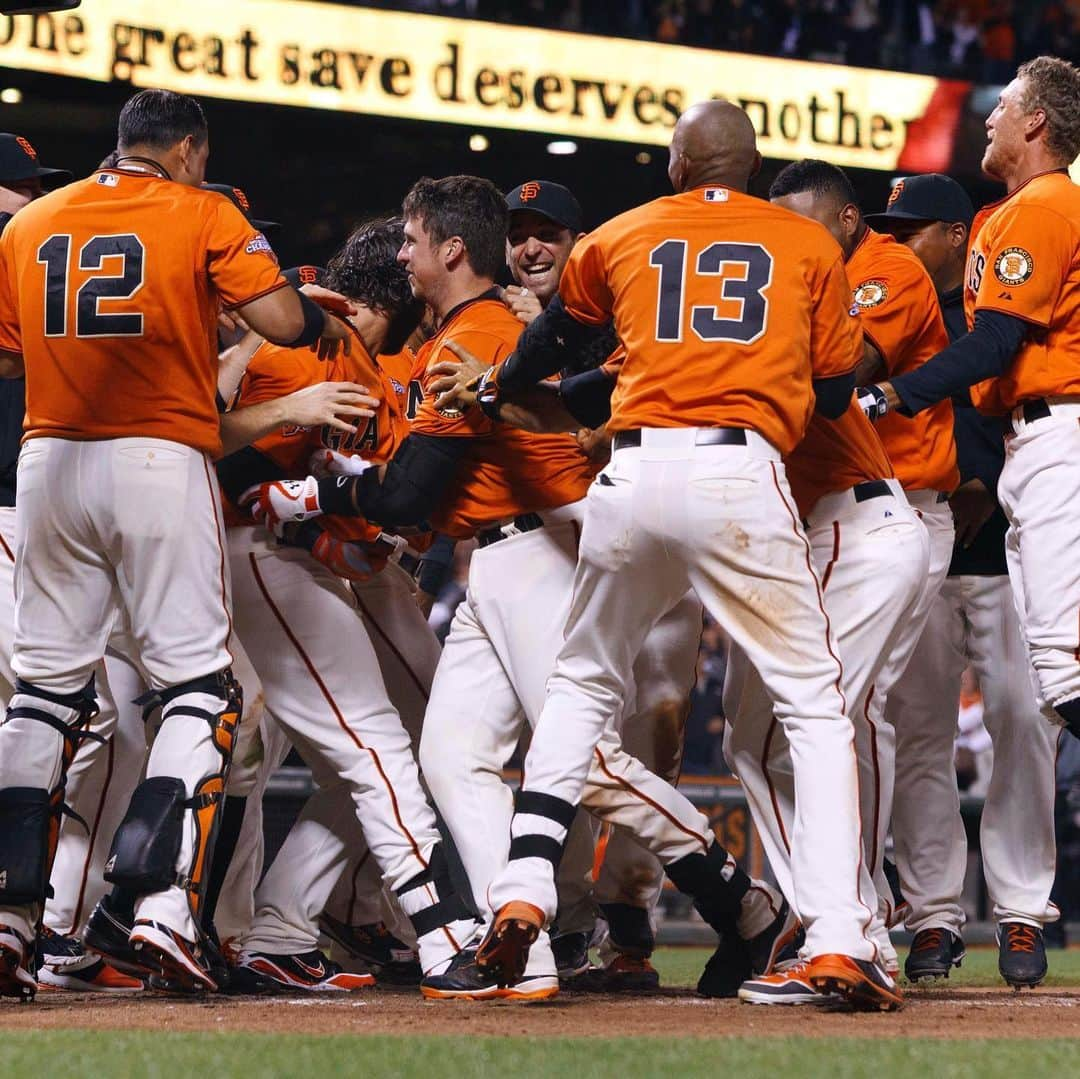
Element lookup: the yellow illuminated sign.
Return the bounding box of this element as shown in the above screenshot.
[0,1,964,171]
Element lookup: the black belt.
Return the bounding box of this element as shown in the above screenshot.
[612,428,748,452]
[477,513,544,548]
[1021,398,1051,424]
[853,479,892,503]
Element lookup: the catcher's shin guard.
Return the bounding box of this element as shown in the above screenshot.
[105,670,241,920]
[0,678,100,909]
[664,840,751,933]
[395,844,476,974]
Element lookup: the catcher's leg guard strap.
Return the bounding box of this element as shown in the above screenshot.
[665,841,751,931]
[396,843,473,938]
[104,777,187,893]
[0,788,51,904]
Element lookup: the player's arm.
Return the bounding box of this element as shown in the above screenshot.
[218,328,264,404]
[219,382,379,457]
[0,348,22,378]
[808,252,862,419]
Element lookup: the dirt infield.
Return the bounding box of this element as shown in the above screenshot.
[3,983,1079,1041]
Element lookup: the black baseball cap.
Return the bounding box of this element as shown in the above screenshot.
[282,265,327,289]
[0,133,71,188]
[203,182,281,235]
[865,174,975,230]
[506,181,583,233]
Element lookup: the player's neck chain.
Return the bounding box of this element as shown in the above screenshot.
[114,156,172,181]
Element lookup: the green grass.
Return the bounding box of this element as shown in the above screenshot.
[651,943,1080,989]
[0,1031,1075,1079]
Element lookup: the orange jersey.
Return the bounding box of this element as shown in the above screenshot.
[785,403,895,519]
[965,171,1080,413]
[0,169,286,458]
[556,185,861,455]
[378,347,415,405]
[229,337,405,548]
[409,293,595,539]
[848,229,958,492]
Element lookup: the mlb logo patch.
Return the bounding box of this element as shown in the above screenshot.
[96,172,119,187]
[703,188,729,203]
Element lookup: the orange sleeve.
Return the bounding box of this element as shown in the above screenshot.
[0,229,20,354]
[851,259,928,373]
[809,254,862,378]
[973,202,1070,327]
[558,231,614,326]
[204,199,288,309]
[411,327,512,438]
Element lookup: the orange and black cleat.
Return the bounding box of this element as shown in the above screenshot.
[807,953,904,1012]
[475,903,545,987]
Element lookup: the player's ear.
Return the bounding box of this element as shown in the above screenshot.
[444,236,465,270]
[838,202,860,238]
[1024,106,1048,144]
[948,222,968,249]
[749,150,762,181]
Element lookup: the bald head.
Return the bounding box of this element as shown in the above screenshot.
[668,100,761,193]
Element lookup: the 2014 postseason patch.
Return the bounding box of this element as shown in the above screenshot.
[853,279,888,308]
[246,233,274,255]
[994,246,1034,286]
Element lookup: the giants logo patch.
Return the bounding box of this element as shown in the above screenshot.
[853,279,888,308]
[994,246,1033,286]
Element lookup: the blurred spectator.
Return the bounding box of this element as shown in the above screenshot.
[680,618,729,775]
[980,0,1017,81]
[954,666,993,795]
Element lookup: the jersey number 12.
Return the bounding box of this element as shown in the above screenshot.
[649,240,772,344]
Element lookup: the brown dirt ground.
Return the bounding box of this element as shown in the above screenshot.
[3,983,1080,1040]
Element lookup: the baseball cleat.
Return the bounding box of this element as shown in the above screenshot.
[0,924,37,1002]
[475,902,544,988]
[807,953,904,1011]
[36,927,142,993]
[904,927,965,982]
[738,960,831,1006]
[421,947,558,1001]
[130,920,217,993]
[83,896,153,980]
[318,914,422,986]
[236,948,374,992]
[599,953,660,992]
[997,922,1047,989]
[551,930,591,981]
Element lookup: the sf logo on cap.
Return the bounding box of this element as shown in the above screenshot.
[298,266,320,284]
[519,182,541,201]
[232,187,252,212]
[887,179,905,208]
[16,136,37,160]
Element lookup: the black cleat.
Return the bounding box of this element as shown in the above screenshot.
[747,899,800,977]
[998,922,1047,989]
[83,896,153,980]
[318,914,422,986]
[904,928,965,982]
[551,931,591,981]
[475,903,543,988]
[697,930,752,999]
[421,947,557,1001]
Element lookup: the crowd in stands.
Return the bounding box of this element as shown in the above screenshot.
[358,1,1080,81]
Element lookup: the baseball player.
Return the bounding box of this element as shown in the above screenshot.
[499,179,706,991]
[218,218,483,994]
[249,175,796,1002]
[861,55,1080,986]
[769,161,958,964]
[427,102,902,1010]
[0,134,142,994]
[0,88,351,999]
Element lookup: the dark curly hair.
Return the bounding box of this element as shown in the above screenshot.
[769,158,859,207]
[401,175,507,281]
[325,217,423,354]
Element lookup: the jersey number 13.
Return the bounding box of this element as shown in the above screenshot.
[649,241,772,344]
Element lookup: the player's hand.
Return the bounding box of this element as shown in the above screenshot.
[428,339,491,412]
[857,384,890,422]
[576,425,613,464]
[240,476,324,531]
[309,447,374,478]
[501,285,543,326]
[278,382,379,434]
[218,308,250,336]
[949,478,997,548]
[300,283,358,320]
[299,284,358,361]
[309,531,377,582]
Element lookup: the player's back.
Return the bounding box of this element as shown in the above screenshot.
[557,186,860,456]
[0,170,284,457]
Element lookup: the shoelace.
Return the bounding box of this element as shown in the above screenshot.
[915,928,944,952]
[1005,924,1038,954]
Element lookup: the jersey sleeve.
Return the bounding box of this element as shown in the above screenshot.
[410,328,513,438]
[851,256,931,373]
[973,202,1071,327]
[204,199,288,310]
[0,230,21,354]
[557,231,614,326]
[809,253,862,378]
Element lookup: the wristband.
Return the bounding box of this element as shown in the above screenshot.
[476,365,502,422]
[286,291,328,349]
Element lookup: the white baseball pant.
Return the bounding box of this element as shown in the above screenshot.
[890,572,1060,933]
[0,437,235,946]
[723,480,929,962]
[228,530,474,974]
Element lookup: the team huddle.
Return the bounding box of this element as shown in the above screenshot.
[0,52,1078,1015]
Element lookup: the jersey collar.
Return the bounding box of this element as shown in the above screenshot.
[436,286,502,331]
